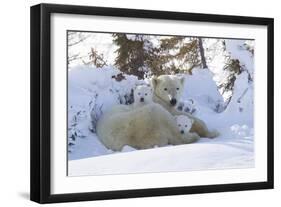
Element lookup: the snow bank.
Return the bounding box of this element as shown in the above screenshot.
[68,65,254,175]
[68,65,142,159]
[69,129,254,176]
[223,40,254,125]
[182,68,224,116]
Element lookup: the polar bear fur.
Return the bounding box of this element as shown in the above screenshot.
[151,75,219,138]
[177,99,197,114]
[175,115,194,135]
[133,85,153,108]
[95,75,217,151]
[96,103,199,151]
[108,84,153,114]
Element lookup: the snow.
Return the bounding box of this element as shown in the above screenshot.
[67,32,255,176]
[182,68,224,114]
[69,138,253,176]
[225,39,254,75]
[223,40,254,124]
[68,64,254,176]
[68,65,143,159]
[204,38,254,102]
[204,39,229,88]
[68,32,117,67]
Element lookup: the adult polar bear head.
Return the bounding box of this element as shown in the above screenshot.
[151,75,185,107]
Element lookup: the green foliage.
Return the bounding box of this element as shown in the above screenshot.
[87,48,107,68]
[219,58,242,96]
[223,59,242,75]
[113,34,147,79]
[112,34,204,79]
[153,37,201,75]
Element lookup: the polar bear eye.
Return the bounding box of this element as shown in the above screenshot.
[185,125,188,127]
[138,92,141,95]
[176,88,179,90]
[178,124,181,127]
[145,93,147,96]
[164,88,167,91]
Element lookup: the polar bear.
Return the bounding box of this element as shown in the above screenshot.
[96,103,199,151]
[108,84,153,115]
[133,84,153,108]
[175,115,194,135]
[151,75,219,138]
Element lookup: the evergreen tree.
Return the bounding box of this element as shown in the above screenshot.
[158,36,202,74]
[220,58,242,99]
[219,40,254,107]
[113,34,147,79]
[112,34,209,78]
[82,47,108,68]
[198,37,208,68]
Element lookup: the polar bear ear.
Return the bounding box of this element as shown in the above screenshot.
[190,119,194,125]
[134,83,141,89]
[179,76,185,85]
[151,77,158,89]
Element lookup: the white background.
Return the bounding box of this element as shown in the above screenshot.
[0,0,279,206]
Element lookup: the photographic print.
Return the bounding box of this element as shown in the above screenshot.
[67,31,255,176]
[31,4,273,203]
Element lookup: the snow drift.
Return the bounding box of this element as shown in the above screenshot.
[67,65,254,176]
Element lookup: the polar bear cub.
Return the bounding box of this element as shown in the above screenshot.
[104,84,153,115]
[133,85,153,107]
[175,115,194,135]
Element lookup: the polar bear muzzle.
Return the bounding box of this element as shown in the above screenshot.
[170,98,177,106]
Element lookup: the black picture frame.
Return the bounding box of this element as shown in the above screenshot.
[30,3,274,204]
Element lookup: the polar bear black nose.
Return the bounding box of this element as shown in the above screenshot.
[140,97,144,102]
[170,98,177,106]
[180,130,184,134]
